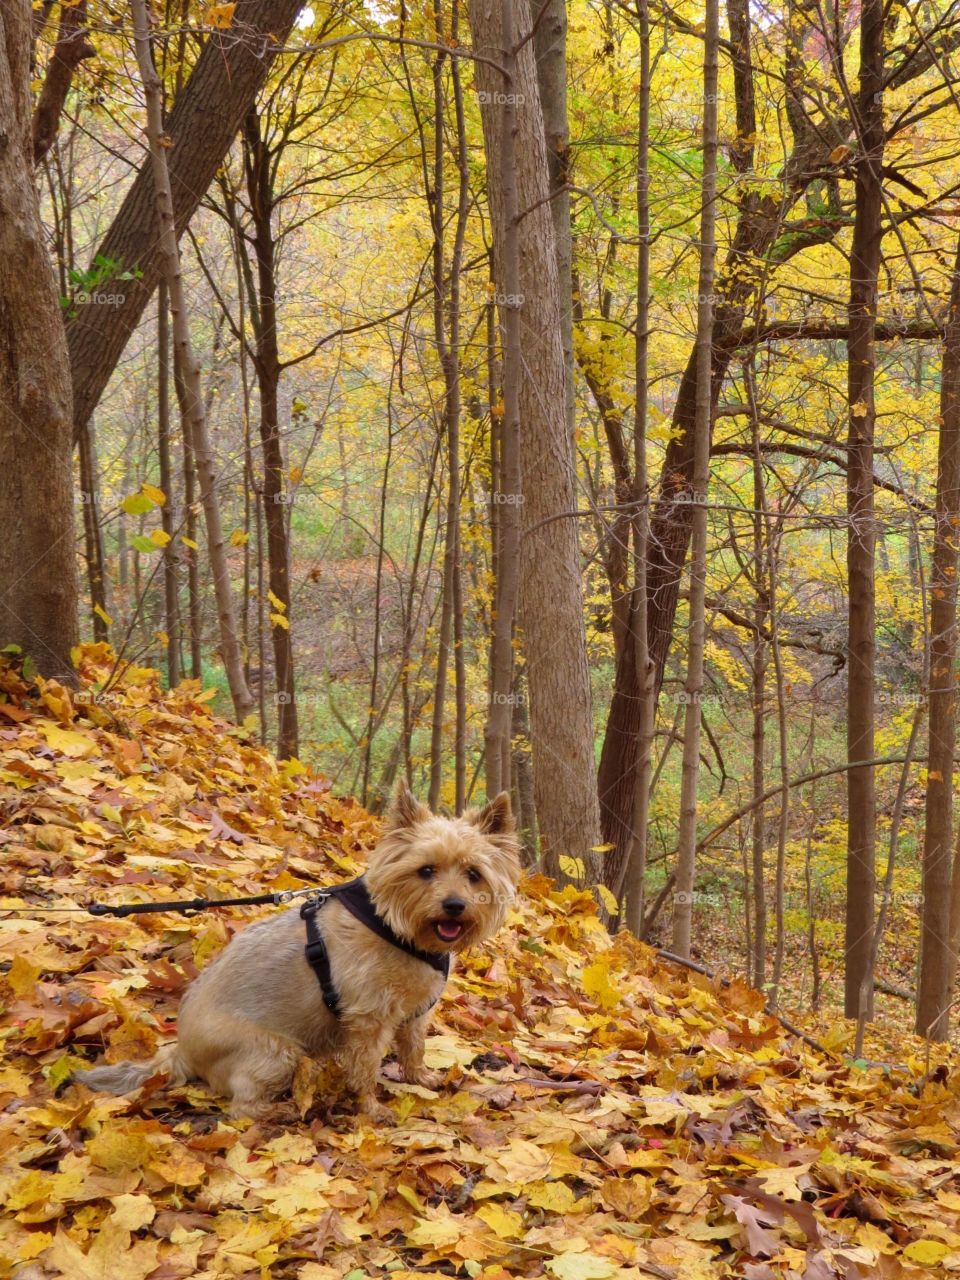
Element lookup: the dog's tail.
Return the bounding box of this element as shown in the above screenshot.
[74,1042,189,1095]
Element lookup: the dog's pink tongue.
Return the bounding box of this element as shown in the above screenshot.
[437,921,462,941]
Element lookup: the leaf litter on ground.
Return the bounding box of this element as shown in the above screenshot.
[0,646,958,1278]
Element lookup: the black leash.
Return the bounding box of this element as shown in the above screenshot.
[86,886,325,918]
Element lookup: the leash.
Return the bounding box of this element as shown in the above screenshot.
[1,886,329,919]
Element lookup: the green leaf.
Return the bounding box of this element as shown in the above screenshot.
[122,493,155,516]
[131,535,158,554]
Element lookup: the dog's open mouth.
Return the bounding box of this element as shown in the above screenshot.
[433,919,465,943]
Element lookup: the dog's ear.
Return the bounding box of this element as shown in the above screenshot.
[386,780,430,831]
[469,791,515,836]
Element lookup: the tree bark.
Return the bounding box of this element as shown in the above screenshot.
[844,0,884,1020]
[157,280,181,686]
[0,0,78,680]
[78,415,108,642]
[31,0,94,165]
[243,110,298,757]
[131,0,253,724]
[671,0,719,957]
[533,0,574,441]
[917,235,960,1039]
[68,0,302,440]
[470,0,601,876]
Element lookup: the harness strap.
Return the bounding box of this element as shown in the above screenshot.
[301,898,343,1016]
[300,877,450,1019]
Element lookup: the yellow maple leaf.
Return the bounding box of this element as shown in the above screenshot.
[206,2,236,28]
[582,961,620,1010]
[141,482,166,506]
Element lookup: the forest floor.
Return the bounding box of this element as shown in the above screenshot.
[1,647,959,1279]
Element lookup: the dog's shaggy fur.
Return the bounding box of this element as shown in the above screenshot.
[76,785,520,1120]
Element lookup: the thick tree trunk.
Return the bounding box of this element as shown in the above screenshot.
[533,0,574,440]
[470,0,601,876]
[243,111,298,757]
[31,0,94,165]
[917,236,960,1038]
[844,0,884,1020]
[672,0,719,958]
[132,0,253,724]
[68,0,302,439]
[0,0,78,679]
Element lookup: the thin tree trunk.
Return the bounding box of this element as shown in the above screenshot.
[480,17,522,803]
[620,0,654,933]
[78,415,109,642]
[179,354,202,679]
[844,0,884,1019]
[470,0,601,876]
[131,0,253,723]
[671,0,719,957]
[426,9,468,811]
[918,235,960,1038]
[750,455,766,987]
[156,279,180,686]
[0,0,78,680]
[243,110,298,756]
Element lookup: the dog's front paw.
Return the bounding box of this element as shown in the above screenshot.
[404,1066,445,1090]
[359,1098,396,1126]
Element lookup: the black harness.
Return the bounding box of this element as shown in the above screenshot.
[300,877,450,1019]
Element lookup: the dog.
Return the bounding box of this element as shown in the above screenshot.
[75,784,520,1121]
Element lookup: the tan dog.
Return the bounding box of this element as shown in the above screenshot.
[77,785,520,1120]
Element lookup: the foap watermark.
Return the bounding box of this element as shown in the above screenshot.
[492,491,525,505]
[672,689,720,707]
[490,690,526,706]
[876,690,923,706]
[476,89,525,107]
[74,289,126,306]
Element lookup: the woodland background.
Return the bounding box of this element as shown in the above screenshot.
[6,0,960,1048]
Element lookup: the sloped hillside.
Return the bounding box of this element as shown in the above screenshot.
[0,647,958,1279]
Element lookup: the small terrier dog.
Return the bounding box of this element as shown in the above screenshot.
[76,784,520,1120]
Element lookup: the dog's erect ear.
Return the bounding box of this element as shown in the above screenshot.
[386,780,431,831]
[469,791,515,836]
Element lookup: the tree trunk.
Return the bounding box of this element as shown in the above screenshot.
[157,280,181,686]
[131,0,253,724]
[68,0,302,440]
[78,415,108,643]
[243,111,298,757]
[470,0,601,877]
[671,0,719,957]
[620,0,654,933]
[844,0,884,1020]
[917,235,960,1038]
[533,0,574,440]
[0,0,78,680]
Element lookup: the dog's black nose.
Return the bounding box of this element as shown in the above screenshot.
[442,897,466,916]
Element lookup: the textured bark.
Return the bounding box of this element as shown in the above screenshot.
[131,0,253,724]
[31,0,94,165]
[917,237,960,1039]
[672,0,719,958]
[243,111,298,757]
[470,0,601,874]
[0,0,78,679]
[68,0,302,438]
[533,0,574,439]
[844,0,884,1021]
[78,416,108,642]
[157,281,181,687]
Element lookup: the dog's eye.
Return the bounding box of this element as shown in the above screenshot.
[417,865,435,880]
[467,868,482,884]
